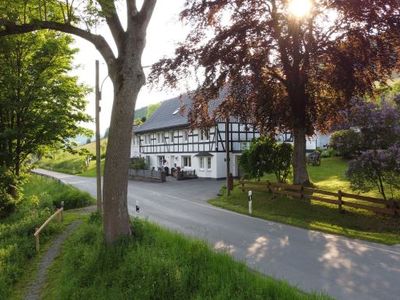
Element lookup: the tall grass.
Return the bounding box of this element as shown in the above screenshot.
[0,175,94,298]
[23,176,94,209]
[43,217,330,300]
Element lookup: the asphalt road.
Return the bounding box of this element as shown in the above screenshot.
[34,169,400,300]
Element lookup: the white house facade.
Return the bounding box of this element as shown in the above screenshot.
[131,96,260,179]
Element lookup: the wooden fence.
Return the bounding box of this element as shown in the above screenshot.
[34,206,64,252]
[128,169,166,182]
[239,180,400,216]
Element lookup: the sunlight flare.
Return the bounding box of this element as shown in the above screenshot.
[288,0,313,18]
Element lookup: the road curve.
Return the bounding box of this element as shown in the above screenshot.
[33,169,400,300]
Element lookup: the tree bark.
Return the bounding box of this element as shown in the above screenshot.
[102,57,145,244]
[292,127,310,185]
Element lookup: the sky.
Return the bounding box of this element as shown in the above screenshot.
[71,1,189,135]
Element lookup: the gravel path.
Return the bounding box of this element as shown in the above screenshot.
[24,220,82,300]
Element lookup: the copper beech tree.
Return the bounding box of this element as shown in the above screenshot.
[150,0,400,185]
[0,0,157,243]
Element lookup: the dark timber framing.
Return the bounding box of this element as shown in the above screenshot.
[135,122,258,155]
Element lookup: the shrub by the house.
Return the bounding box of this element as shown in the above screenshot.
[329,129,361,159]
[240,137,293,182]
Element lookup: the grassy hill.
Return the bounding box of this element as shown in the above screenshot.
[39,102,162,175]
[38,139,107,176]
[134,106,148,120]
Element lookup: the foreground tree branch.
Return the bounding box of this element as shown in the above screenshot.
[0,20,116,65]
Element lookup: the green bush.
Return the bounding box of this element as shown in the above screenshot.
[320,148,336,158]
[329,129,361,158]
[23,176,94,210]
[240,137,293,182]
[0,168,19,219]
[130,157,147,170]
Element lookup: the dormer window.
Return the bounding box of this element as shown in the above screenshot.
[172,108,180,115]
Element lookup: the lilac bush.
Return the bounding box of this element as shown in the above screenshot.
[346,144,400,200]
[338,98,400,150]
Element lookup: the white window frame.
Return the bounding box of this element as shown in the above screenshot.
[182,156,191,167]
[183,130,188,142]
[157,132,166,144]
[199,157,204,170]
[158,155,165,167]
[207,157,212,170]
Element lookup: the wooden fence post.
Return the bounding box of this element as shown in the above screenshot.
[338,190,343,213]
[389,200,397,216]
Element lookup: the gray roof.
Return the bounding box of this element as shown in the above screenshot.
[134,95,192,133]
[134,92,229,133]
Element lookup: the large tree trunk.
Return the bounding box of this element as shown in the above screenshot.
[102,57,145,244]
[292,127,310,185]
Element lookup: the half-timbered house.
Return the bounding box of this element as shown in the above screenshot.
[131,95,259,178]
[131,95,331,179]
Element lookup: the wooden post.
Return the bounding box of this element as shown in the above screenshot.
[35,228,40,252]
[95,60,102,214]
[338,190,343,213]
[389,200,397,216]
[225,118,231,196]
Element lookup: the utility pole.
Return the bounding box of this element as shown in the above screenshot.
[225,118,231,196]
[95,60,102,214]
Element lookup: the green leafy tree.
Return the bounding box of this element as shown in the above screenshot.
[0,167,19,218]
[0,0,157,243]
[0,31,90,178]
[240,137,292,183]
[146,103,161,120]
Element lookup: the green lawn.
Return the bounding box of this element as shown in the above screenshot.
[38,139,107,176]
[0,175,94,299]
[42,217,330,300]
[210,157,400,245]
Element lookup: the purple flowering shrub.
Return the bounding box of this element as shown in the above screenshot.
[336,97,400,151]
[330,129,361,158]
[346,145,400,200]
